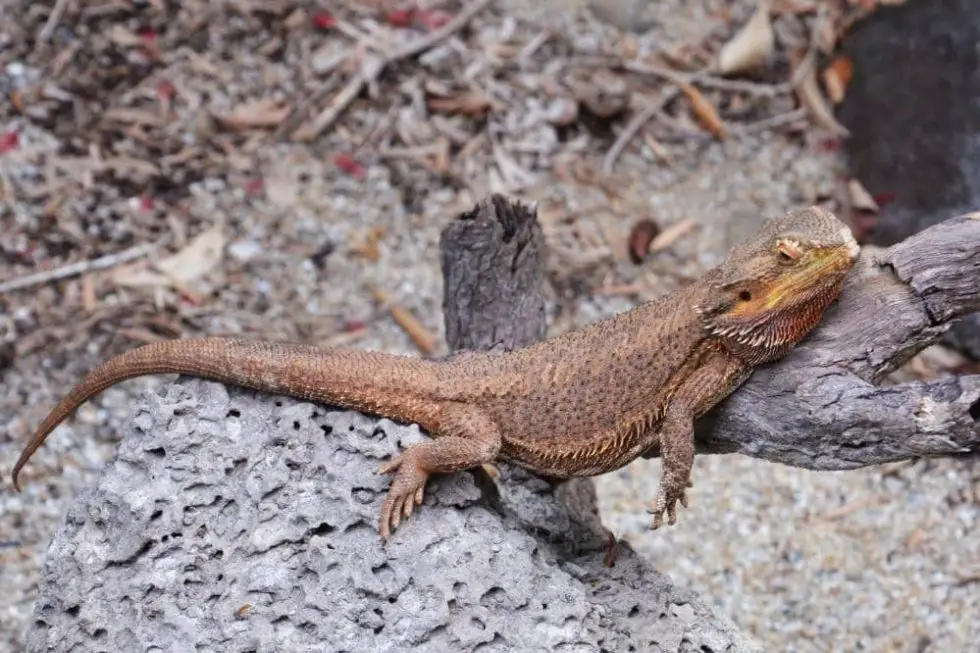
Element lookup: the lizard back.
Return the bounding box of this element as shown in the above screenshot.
[436,281,714,477]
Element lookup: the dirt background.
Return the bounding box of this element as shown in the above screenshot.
[1,1,977,651]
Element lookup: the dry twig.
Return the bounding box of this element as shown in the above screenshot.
[370,286,437,355]
[37,0,72,45]
[0,243,159,294]
[732,107,808,135]
[623,61,790,97]
[293,0,495,141]
[648,218,697,253]
[602,93,675,175]
[602,59,794,172]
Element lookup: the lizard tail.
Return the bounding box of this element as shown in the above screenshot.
[11,337,445,490]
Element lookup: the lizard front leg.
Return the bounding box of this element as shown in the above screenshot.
[651,353,750,529]
[376,402,501,539]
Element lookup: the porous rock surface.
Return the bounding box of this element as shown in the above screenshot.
[26,378,761,653]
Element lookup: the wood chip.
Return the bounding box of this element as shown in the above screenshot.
[822,55,853,104]
[107,24,145,48]
[371,287,437,355]
[212,99,292,130]
[102,107,164,127]
[81,273,96,314]
[848,179,879,213]
[823,497,882,521]
[319,326,368,349]
[104,157,160,178]
[905,527,926,552]
[678,82,727,139]
[427,91,493,116]
[155,225,225,284]
[641,130,672,164]
[648,218,697,253]
[790,49,849,136]
[717,0,774,76]
[113,225,225,290]
[350,226,386,262]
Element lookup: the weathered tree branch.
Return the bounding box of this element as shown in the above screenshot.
[689,212,980,470]
[440,193,548,353]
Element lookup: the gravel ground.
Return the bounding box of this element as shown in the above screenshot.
[1,1,978,651]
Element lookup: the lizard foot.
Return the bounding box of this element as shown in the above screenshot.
[648,480,689,530]
[376,452,429,540]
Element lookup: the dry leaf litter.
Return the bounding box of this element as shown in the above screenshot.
[1,0,975,651]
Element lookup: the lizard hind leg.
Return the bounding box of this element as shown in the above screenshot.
[375,403,502,540]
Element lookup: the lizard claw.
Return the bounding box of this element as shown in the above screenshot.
[648,479,689,530]
[377,451,430,541]
[376,456,402,476]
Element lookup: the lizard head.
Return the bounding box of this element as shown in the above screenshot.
[695,206,860,365]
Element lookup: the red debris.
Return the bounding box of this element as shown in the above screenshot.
[386,8,416,28]
[138,27,162,61]
[872,191,896,208]
[0,130,19,154]
[156,80,176,101]
[344,320,367,332]
[819,138,842,152]
[16,243,36,264]
[417,9,453,30]
[139,195,155,212]
[244,177,265,196]
[332,153,366,180]
[849,213,879,245]
[311,11,336,30]
[138,27,158,44]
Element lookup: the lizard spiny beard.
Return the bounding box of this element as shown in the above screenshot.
[705,277,846,366]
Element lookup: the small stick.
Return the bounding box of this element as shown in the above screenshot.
[378,143,446,158]
[732,107,808,135]
[370,287,438,355]
[519,30,551,61]
[603,91,677,175]
[293,0,495,141]
[641,130,672,165]
[0,243,158,294]
[293,73,370,141]
[81,273,96,313]
[37,0,71,45]
[386,0,495,63]
[789,4,830,89]
[648,218,697,253]
[274,51,350,140]
[622,61,790,96]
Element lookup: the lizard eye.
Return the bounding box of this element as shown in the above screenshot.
[776,240,802,265]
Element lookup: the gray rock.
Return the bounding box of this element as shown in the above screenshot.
[26,378,761,653]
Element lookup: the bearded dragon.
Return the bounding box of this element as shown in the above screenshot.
[10,207,860,539]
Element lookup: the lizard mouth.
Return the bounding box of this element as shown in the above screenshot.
[840,225,862,260]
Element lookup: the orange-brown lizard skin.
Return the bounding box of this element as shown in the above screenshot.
[10,207,860,540]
